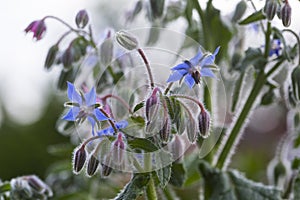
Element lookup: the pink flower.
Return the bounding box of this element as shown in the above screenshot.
[24,20,46,40]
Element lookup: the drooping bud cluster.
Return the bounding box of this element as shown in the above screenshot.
[263,0,292,27]
[10,175,53,200]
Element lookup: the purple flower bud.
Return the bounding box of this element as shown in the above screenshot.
[116,30,139,50]
[24,20,46,40]
[87,155,100,176]
[264,0,278,21]
[145,87,160,123]
[198,109,210,138]
[73,145,87,173]
[111,133,126,165]
[170,135,184,162]
[44,45,59,70]
[159,117,171,142]
[75,10,89,28]
[101,163,113,177]
[26,175,46,193]
[281,1,292,27]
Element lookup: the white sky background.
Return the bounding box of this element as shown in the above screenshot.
[0,0,299,125]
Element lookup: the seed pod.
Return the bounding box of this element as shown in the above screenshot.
[73,145,87,173]
[281,2,292,27]
[264,0,278,21]
[115,30,139,50]
[87,155,100,176]
[75,10,89,28]
[44,45,59,70]
[198,109,210,138]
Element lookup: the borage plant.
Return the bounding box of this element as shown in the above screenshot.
[1,0,300,199]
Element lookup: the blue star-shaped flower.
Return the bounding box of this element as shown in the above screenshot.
[269,39,281,57]
[62,82,108,132]
[97,120,128,136]
[167,46,220,88]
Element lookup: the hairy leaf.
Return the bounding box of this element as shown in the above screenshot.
[156,164,172,188]
[239,10,266,25]
[169,163,186,187]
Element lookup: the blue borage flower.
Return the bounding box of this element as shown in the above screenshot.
[62,82,108,134]
[97,120,128,136]
[269,39,281,57]
[167,46,220,88]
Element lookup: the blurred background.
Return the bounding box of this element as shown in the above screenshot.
[0,0,300,194]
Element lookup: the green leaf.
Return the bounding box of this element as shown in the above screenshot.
[127,138,158,152]
[129,116,145,127]
[293,172,300,200]
[156,164,172,188]
[169,163,186,187]
[199,161,282,200]
[0,182,11,194]
[239,9,266,25]
[115,174,150,200]
[57,68,77,90]
[133,101,144,113]
[239,47,267,71]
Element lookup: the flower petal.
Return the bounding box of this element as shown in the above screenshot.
[94,109,109,121]
[87,116,96,135]
[84,87,96,106]
[201,68,216,78]
[184,74,195,88]
[62,107,80,121]
[189,49,204,66]
[200,46,220,67]
[67,82,82,104]
[171,62,190,71]
[116,120,129,129]
[167,70,185,83]
[97,127,114,136]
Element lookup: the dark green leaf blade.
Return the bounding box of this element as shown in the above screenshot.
[239,9,266,25]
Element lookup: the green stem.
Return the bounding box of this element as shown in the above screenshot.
[215,71,267,169]
[146,176,157,200]
[282,29,300,65]
[264,22,272,58]
[138,48,155,89]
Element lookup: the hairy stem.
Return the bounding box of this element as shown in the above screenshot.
[138,48,155,89]
[146,176,157,200]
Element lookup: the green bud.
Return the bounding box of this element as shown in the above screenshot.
[232,0,247,22]
[198,109,210,138]
[44,45,59,70]
[159,117,170,142]
[149,0,165,20]
[87,155,99,176]
[116,30,139,50]
[281,2,292,27]
[73,146,87,174]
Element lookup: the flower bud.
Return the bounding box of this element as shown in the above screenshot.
[101,163,113,177]
[264,0,278,21]
[145,87,160,123]
[116,30,139,50]
[149,0,165,20]
[75,10,89,28]
[198,109,210,138]
[170,135,184,162]
[187,117,197,143]
[159,117,170,142]
[291,66,300,102]
[100,33,114,66]
[111,133,126,166]
[87,155,100,176]
[44,45,59,70]
[281,2,292,27]
[61,47,75,70]
[26,175,46,193]
[24,19,46,40]
[73,145,87,173]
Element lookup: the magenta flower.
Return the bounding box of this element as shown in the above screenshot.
[24,20,46,40]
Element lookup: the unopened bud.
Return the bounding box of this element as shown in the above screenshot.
[281,2,292,27]
[26,175,45,193]
[149,0,165,20]
[116,30,139,50]
[87,155,99,176]
[61,47,75,70]
[170,135,184,162]
[145,87,160,122]
[73,145,87,173]
[111,133,126,166]
[159,117,170,142]
[24,19,47,41]
[187,117,197,143]
[44,45,59,70]
[101,163,113,177]
[198,109,210,138]
[75,10,89,28]
[264,0,278,21]
[291,66,300,102]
